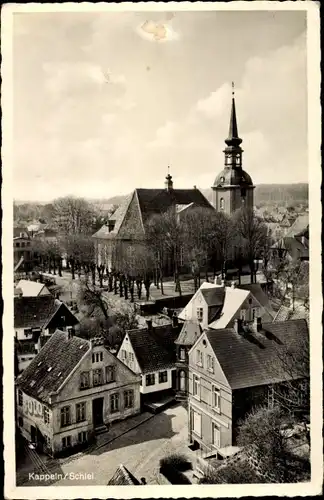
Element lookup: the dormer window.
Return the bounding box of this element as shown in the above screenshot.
[220,176,225,183]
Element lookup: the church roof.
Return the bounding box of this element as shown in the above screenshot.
[213,167,253,188]
[93,185,213,240]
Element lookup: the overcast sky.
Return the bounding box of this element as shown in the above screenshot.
[13,9,307,202]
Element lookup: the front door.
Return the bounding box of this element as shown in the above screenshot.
[92,397,104,428]
[171,370,177,390]
[30,425,37,443]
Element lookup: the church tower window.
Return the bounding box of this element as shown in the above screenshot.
[220,198,225,211]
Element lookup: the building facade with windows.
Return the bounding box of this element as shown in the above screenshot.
[117,322,181,402]
[187,319,309,457]
[16,331,141,457]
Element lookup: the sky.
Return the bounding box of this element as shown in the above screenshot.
[12,9,308,202]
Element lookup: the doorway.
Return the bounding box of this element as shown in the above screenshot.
[171,370,177,390]
[92,397,104,428]
[30,425,37,444]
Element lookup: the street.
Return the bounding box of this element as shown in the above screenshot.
[24,404,194,486]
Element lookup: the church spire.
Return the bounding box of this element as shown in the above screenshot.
[225,82,242,147]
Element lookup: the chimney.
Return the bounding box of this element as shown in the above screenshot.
[251,317,262,333]
[146,319,153,332]
[140,477,147,485]
[66,326,73,339]
[193,185,197,189]
[172,312,179,328]
[221,279,225,287]
[234,318,244,334]
[231,280,236,289]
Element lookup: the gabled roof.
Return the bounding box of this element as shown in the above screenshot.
[178,281,218,321]
[175,320,202,346]
[285,214,309,238]
[205,319,309,390]
[273,305,307,322]
[16,331,90,404]
[201,287,225,306]
[238,283,275,321]
[93,187,212,240]
[107,464,141,485]
[209,287,250,329]
[17,280,50,297]
[14,296,62,329]
[124,326,177,374]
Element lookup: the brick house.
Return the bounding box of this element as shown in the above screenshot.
[188,318,309,457]
[179,281,275,331]
[117,319,181,404]
[92,174,213,274]
[16,331,141,457]
[14,295,79,372]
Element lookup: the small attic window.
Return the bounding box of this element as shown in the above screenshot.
[37,361,42,367]
[202,339,207,346]
[47,366,53,372]
[220,177,225,183]
[30,380,36,387]
[79,345,84,349]
[57,371,62,377]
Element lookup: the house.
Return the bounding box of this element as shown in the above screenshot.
[107,465,144,485]
[187,318,309,456]
[14,295,80,372]
[117,319,181,403]
[16,279,51,297]
[92,174,213,274]
[16,331,141,457]
[13,227,33,272]
[178,281,275,331]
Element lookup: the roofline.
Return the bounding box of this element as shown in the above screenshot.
[112,342,142,380]
[118,331,144,373]
[54,335,91,395]
[43,301,79,329]
[134,189,146,234]
[189,331,230,387]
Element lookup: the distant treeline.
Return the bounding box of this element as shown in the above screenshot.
[254,183,308,206]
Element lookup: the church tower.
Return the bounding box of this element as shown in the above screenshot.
[212,84,254,215]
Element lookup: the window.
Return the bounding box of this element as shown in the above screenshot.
[62,436,71,449]
[193,375,200,399]
[110,393,119,413]
[93,368,103,386]
[196,350,203,367]
[179,371,186,391]
[267,386,275,409]
[106,365,116,383]
[120,350,127,361]
[197,307,203,322]
[212,422,220,447]
[159,371,168,383]
[78,431,87,443]
[220,198,225,211]
[76,402,86,423]
[212,386,221,412]
[220,176,225,183]
[252,308,257,320]
[18,417,23,427]
[80,371,90,390]
[60,406,71,428]
[129,352,134,362]
[18,390,23,406]
[24,328,32,337]
[21,242,25,248]
[146,373,155,386]
[44,406,50,424]
[44,435,52,450]
[92,352,103,363]
[240,309,246,321]
[124,390,134,409]
[207,355,215,373]
[16,242,20,248]
[192,410,201,437]
[179,348,186,361]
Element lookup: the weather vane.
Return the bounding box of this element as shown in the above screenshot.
[232,81,235,96]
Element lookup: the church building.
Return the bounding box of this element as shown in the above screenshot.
[93,85,254,272]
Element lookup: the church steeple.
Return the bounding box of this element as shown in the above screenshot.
[224,82,243,169]
[225,83,242,147]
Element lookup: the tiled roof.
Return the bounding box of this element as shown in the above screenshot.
[16,331,90,404]
[14,295,61,329]
[273,305,307,322]
[282,236,309,259]
[201,287,225,306]
[93,188,212,240]
[238,284,275,321]
[206,319,309,390]
[209,287,250,329]
[17,280,50,297]
[107,464,141,485]
[126,326,177,374]
[175,320,202,346]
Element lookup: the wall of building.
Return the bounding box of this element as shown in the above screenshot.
[182,289,209,329]
[117,334,141,374]
[141,368,175,394]
[188,334,233,451]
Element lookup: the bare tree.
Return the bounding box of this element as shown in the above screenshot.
[234,208,269,283]
[52,196,97,235]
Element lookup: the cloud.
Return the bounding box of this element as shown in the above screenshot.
[135,20,180,43]
[195,83,231,119]
[147,121,180,148]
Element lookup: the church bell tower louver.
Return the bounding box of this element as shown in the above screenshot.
[212,83,254,215]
